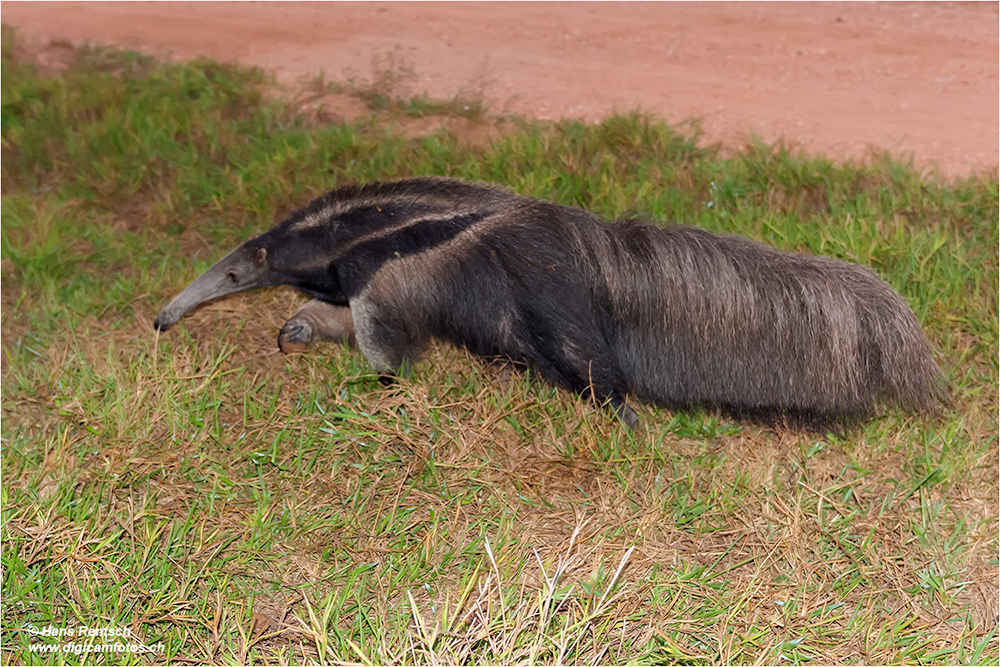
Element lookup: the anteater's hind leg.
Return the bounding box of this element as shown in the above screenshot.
[278,299,355,354]
[523,334,641,430]
[606,393,641,430]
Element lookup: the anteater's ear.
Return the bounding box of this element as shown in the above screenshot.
[254,247,267,268]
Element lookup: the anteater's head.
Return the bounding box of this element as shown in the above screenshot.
[153,226,340,332]
[154,177,510,334]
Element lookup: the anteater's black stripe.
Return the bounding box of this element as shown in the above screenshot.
[336,203,437,238]
[336,211,492,297]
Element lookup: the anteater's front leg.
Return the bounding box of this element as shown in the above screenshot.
[350,297,425,380]
[278,299,355,354]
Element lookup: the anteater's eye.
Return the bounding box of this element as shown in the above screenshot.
[227,270,238,284]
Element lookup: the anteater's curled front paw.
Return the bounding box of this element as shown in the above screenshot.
[278,319,315,354]
[277,299,355,354]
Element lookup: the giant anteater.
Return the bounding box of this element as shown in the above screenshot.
[154,177,945,429]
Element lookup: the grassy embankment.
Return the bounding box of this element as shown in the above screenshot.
[2,30,997,665]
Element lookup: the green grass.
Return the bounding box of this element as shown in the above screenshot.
[2,27,997,665]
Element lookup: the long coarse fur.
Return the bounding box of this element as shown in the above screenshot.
[154,177,945,428]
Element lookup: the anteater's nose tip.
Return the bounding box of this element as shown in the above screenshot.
[153,316,169,332]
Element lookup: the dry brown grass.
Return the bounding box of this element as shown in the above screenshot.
[6,291,996,664]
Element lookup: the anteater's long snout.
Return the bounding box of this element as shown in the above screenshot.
[154,245,269,332]
[153,295,195,332]
[153,265,233,332]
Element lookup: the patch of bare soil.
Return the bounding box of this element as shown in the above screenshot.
[3,1,997,179]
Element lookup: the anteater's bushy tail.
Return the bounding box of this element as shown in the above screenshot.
[585,222,945,425]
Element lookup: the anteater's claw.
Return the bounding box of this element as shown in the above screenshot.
[278,320,314,354]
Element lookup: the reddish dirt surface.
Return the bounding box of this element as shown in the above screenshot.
[4,1,997,179]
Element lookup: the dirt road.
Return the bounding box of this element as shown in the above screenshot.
[4,1,997,178]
